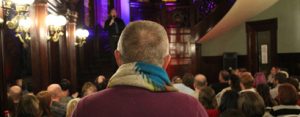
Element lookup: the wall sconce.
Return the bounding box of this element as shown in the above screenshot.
[75,28,89,47]
[46,14,67,42]
[1,0,34,45]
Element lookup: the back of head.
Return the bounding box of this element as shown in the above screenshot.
[182,73,194,89]
[66,98,80,117]
[219,90,239,112]
[256,84,275,107]
[47,84,63,100]
[198,87,216,109]
[278,83,298,105]
[8,85,22,103]
[117,20,169,66]
[17,94,40,117]
[287,78,299,91]
[220,109,246,117]
[37,91,52,116]
[240,72,254,89]
[219,70,230,82]
[60,79,71,91]
[171,76,182,84]
[274,72,287,84]
[254,72,267,86]
[194,74,207,90]
[82,82,97,97]
[229,74,241,92]
[238,91,265,117]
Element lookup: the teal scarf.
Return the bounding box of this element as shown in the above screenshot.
[108,62,177,92]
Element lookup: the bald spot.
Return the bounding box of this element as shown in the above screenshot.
[8,85,22,103]
[194,74,207,89]
[47,84,62,99]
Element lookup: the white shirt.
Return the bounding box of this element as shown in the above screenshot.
[173,83,194,96]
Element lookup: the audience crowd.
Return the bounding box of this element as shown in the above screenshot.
[6,66,300,117]
[4,20,300,117]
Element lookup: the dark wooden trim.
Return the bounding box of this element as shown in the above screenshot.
[66,22,77,92]
[0,25,7,117]
[246,18,278,73]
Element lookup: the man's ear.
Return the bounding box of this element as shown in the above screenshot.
[114,50,123,66]
[162,55,171,69]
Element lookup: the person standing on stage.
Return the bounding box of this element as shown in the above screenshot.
[104,8,125,52]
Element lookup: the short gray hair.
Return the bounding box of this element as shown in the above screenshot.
[117,20,169,66]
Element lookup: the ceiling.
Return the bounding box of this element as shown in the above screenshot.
[197,0,279,43]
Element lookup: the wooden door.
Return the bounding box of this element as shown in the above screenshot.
[246,18,277,73]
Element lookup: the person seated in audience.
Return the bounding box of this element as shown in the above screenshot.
[60,79,73,104]
[17,94,40,117]
[37,91,53,117]
[172,76,194,96]
[47,84,66,117]
[216,74,241,105]
[270,72,288,99]
[7,97,18,117]
[66,98,80,117]
[72,21,208,117]
[232,68,247,77]
[256,84,277,108]
[193,74,207,98]
[81,82,97,97]
[238,91,265,117]
[210,70,230,94]
[218,90,239,113]
[267,66,280,86]
[94,75,107,91]
[269,83,300,116]
[182,73,195,89]
[279,70,289,78]
[253,72,267,87]
[287,78,300,92]
[7,85,22,106]
[198,87,219,117]
[239,72,256,93]
[220,109,245,117]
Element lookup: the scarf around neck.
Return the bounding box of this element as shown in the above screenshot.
[107,62,177,92]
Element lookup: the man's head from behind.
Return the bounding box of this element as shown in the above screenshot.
[8,85,22,103]
[115,20,170,68]
[47,84,63,102]
[194,74,207,91]
[274,72,287,85]
[239,72,254,90]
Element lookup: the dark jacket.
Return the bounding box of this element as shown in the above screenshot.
[72,86,208,117]
[104,17,125,36]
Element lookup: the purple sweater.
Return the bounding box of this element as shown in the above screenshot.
[72,86,208,117]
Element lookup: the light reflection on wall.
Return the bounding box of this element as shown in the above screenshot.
[120,0,130,24]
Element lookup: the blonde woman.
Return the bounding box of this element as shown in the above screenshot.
[66,98,80,117]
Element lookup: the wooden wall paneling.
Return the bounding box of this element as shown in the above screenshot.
[277,53,300,76]
[48,41,60,83]
[30,2,50,92]
[198,55,247,84]
[59,33,70,79]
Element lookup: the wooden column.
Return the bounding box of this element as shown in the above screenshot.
[0,24,7,117]
[65,11,78,91]
[30,1,50,92]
